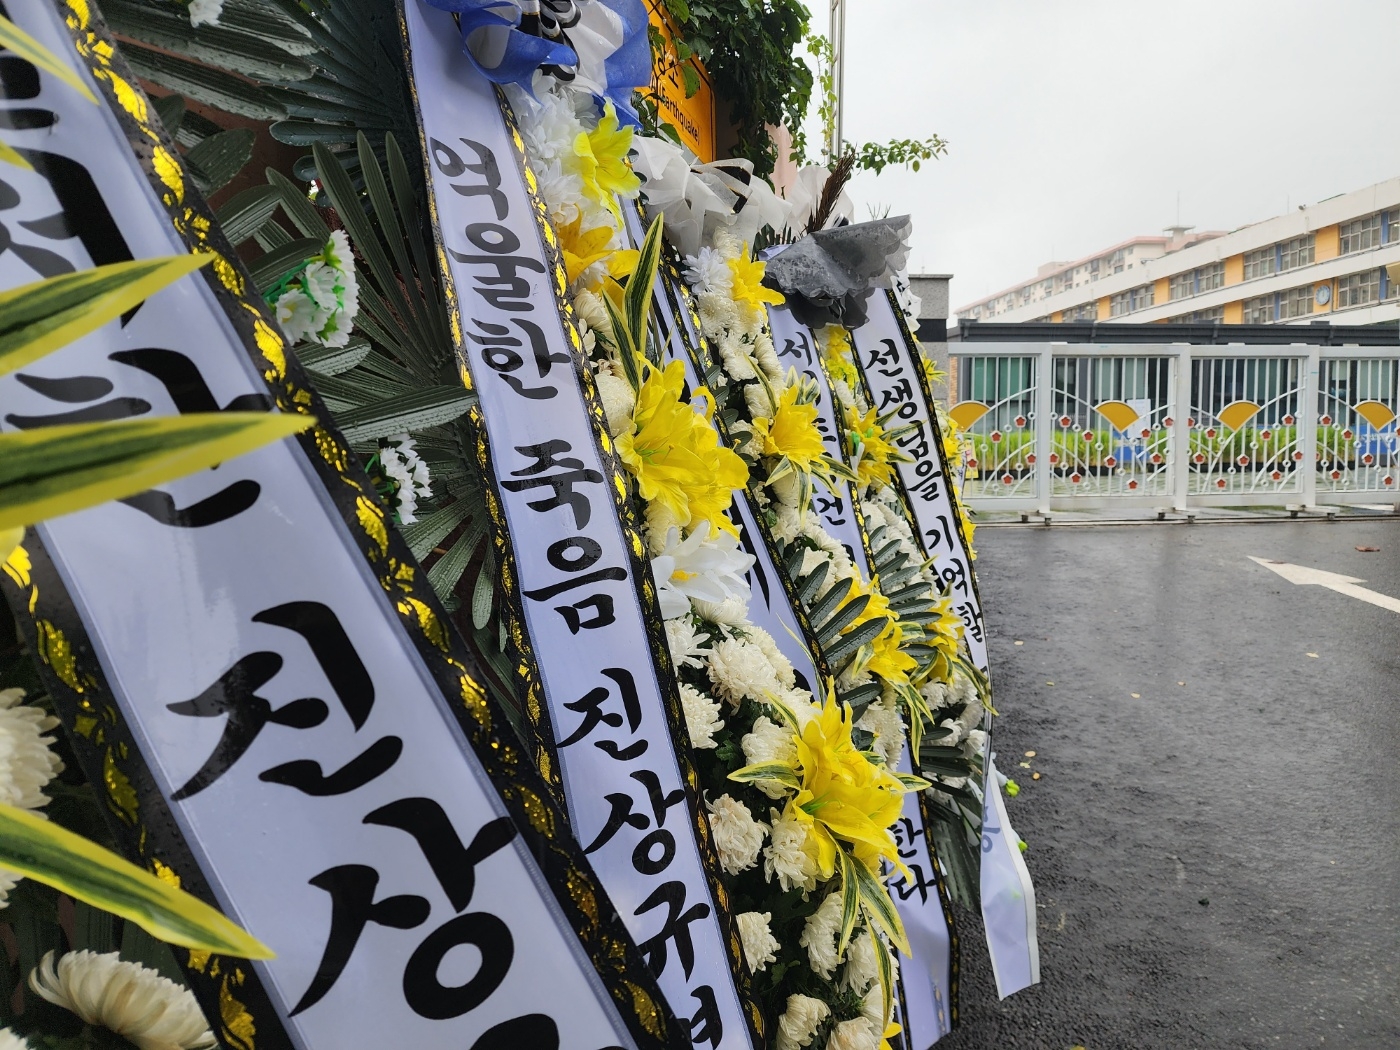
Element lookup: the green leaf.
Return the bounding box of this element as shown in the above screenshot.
[100,0,315,81]
[805,575,848,630]
[727,762,801,791]
[151,93,186,136]
[471,556,494,630]
[185,127,256,195]
[680,62,701,99]
[625,214,666,361]
[265,167,331,241]
[0,412,314,531]
[815,592,871,646]
[0,802,272,958]
[427,525,478,603]
[401,497,476,561]
[835,847,860,954]
[602,292,642,392]
[0,15,97,103]
[215,185,282,247]
[871,909,894,1030]
[336,387,476,443]
[0,256,213,377]
[851,850,910,955]
[294,336,370,377]
[248,236,323,293]
[821,616,887,669]
[795,559,828,604]
[121,43,287,121]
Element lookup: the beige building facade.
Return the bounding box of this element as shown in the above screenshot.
[957,177,1400,328]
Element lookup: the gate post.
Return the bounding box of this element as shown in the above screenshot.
[1035,345,1054,516]
[1299,345,1321,510]
[1171,345,1191,511]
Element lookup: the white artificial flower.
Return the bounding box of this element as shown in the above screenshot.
[840,929,881,996]
[799,892,844,979]
[0,1031,31,1050]
[379,434,432,525]
[29,951,216,1050]
[595,371,636,439]
[680,684,724,750]
[187,0,222,26]
[707,637,780,708]
[826,1017,879,1050]
[775,994,830,1050]
[302,261,342,313]
[764,806,818,893]
[748,627,796,691]
[753,332,783,383]
[855,698,904,770]
[964,728,988,761]
[743,379,776,424]
[644,499,684,554]
[651,526,754,622]
[741,716,797,799]
[665,617,711,670]
[736,911,779,973]
[770,502,803,543]
[0,688,63,907]
[706,794,766,875]
[692,594,748,625]
[275,288,320,344]
[683,246,733,298]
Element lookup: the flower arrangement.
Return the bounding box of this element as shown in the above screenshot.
[270,231,360,349]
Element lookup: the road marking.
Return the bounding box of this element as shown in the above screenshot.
[1249,556,1400,614]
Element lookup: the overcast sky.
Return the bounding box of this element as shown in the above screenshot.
[814,0,1398,316]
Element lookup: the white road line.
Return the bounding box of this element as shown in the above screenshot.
[1249,556,1400,615]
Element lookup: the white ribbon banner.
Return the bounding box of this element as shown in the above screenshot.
[764,297,958,1047]
[846,290,985,670]
[0,0,670,1046]
[981,758,1040,999]
[847,289,1039,1001]
[404,5,749,1047]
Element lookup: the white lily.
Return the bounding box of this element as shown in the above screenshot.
[650,523,755,620]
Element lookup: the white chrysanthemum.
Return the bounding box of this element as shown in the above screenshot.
[644,499,684,554]
[707,637,780,707]
[799,892,844,979]
[827,1017,879,1050]
[753,331,782,383]
[683,246,733,298]
[764,806,818,893]
[0,1030,31,1050]
[29,951,216,1050]
[651,526,754,622]
[770,502,803,543]
[187,0,222,26]
[741,717,797,799]
[512,84,585,166]
[706,794,766,875]
[736,911,779,973]
[693,594,748,625]
[275,288,320,344]
[964,728,987,761]
[840,929,881,996]
[855,698,904,770]
[0,688,63,907]
[379,434,432,525]
[665,617,711,670]
[775,994,829,1050]
[595,371,636,438]
[743,379,775,424]
[748,627,796,691]
[680,684,723,750]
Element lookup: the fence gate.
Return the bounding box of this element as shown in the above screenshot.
[948,343,1400,514]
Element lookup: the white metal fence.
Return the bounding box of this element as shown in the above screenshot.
[948,343,1400,513]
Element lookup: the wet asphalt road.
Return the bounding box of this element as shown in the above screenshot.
[939,519,1400,1050]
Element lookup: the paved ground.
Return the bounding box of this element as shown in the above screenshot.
[940,519,1400,1050]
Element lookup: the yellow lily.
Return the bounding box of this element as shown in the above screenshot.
[572,101,640,222]
[557,213,639,290]
[727,247,785,317]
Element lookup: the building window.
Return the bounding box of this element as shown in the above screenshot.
[1243,247,1276,280]
[1337,269,1381,308]
[1242,295,1274,323]
[1168,272,1195,300]
[1279,235,1314,271]
[1387,211,1398,244]
[1198,262,1225,291]
[1280,285,1313,319]
[1061,302,1097,322]
[1129,284,1154,311]
[1166,306,1225,323]
[1109,291,1132,317]
[1340,213,1383,254]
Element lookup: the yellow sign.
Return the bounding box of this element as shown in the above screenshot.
[645,0,716,162]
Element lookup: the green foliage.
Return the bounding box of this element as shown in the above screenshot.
[657,0,814,180]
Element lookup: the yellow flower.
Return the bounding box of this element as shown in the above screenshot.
[751,384,827,471]
[918,592,964,682]
[616,360,748,535]
[867,619,918,686]
[556,213,639,290]
[727,247,785,317]
[782,690,910,874]
[820,324,860,388]
[845,404,904,490]
[572,102,640,222]
[959,508,977,560]
[880,1021,904,1050]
